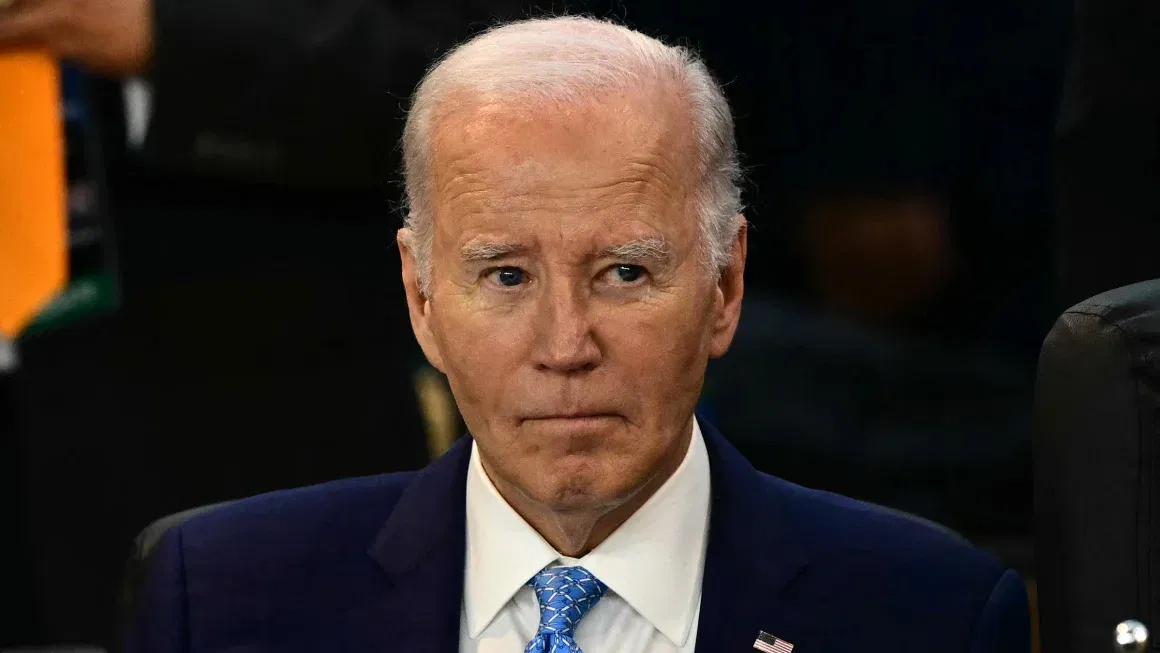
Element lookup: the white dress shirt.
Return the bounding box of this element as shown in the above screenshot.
[460,419,711,653]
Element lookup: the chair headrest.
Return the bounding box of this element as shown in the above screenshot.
[1035,279,1160,653]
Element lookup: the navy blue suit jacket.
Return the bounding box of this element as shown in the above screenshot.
[126,422,1028,652]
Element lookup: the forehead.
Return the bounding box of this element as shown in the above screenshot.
[427,87,699,245]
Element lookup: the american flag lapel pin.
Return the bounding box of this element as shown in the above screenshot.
[753,630,794,653]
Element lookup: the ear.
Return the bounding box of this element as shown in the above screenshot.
[708,217,747,359]
[398,229,447,373]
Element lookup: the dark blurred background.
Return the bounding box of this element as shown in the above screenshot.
[2,0,1157,649]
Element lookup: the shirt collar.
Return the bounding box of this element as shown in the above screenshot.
[463,438,559,638]
[463,419,711,645]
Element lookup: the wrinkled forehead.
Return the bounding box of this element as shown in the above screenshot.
[427,86,699,221]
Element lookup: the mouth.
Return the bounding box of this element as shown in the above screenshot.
[520,413,622,425]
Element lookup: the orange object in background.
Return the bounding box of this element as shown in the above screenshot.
[0,51,66,339]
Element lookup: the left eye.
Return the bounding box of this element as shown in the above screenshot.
[608,264,646,284]
[489,267,526,287]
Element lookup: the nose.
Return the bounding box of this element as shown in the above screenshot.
[531,279,601,374]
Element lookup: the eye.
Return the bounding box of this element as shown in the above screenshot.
[487,266,527,288]
[606,264,647,285]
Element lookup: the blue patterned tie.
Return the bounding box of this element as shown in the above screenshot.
[523,566,608,653]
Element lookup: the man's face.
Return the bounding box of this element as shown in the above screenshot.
[400,87,744,513]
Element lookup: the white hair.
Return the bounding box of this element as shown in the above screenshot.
[400,16,744,295]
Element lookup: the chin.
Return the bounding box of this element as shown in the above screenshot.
[541,486,605,512]
[535,457,643,511]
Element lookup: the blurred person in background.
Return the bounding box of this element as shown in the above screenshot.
[0,0,522,647]
[127,18,1029,653]
[662,0,1072,359]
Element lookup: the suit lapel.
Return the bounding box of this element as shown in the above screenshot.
[358,435,474,653]
[695,421,812,653]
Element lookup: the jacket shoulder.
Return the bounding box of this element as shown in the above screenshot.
[760,473,1010,588]
[750,472,1028,652]
[124,472,420,651]
[175,471,417,570]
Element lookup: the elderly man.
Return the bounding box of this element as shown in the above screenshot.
[126,17,1028,653]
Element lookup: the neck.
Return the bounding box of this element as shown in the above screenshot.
[489,418,694,557]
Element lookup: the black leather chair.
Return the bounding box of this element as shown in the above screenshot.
[117,502,229,642]
[1035,279,1160,653]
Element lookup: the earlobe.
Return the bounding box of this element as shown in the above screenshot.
[398,230,447,373]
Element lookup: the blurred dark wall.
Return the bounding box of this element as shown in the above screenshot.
[1055,0,1160,305]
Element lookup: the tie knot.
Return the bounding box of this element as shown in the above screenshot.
[528,566,607,637]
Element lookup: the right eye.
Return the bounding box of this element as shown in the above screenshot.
[487,267,527,288]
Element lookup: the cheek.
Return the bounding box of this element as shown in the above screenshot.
[431,303,536,407]
[598,299,710,393]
